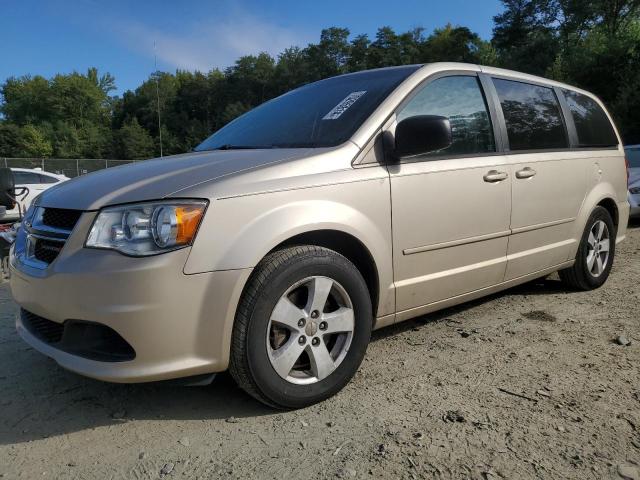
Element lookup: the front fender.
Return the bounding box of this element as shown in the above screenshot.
[185,179,394,316]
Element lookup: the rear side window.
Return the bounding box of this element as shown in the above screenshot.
[493,78,568,151]
[562,90,618,147]
[397,75,495,157]
[13,171,41,184]
[38,174,58,184]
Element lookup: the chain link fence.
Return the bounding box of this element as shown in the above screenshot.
[1,158,139,178]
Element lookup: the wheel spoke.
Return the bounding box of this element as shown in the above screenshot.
[588,230,597,247]
[598,240,609,253]
[586,250,596,271]
[306,277,333,315]
[595,254,604,275]
[321,307,355,334]
[270,339,306,379]
[595,221,605,241]
[308,341,336,380]
[271,297,305,331]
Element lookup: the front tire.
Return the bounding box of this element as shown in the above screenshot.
[559,206,615,290]
[229,245,372,409]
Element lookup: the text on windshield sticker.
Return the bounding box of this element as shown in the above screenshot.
[322,91,367,120]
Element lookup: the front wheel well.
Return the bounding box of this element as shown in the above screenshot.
[272,230,380,317]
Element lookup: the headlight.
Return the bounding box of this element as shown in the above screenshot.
[86,200,207,256]
[630,187,640,195]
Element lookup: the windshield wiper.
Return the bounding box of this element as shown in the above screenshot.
[213,144,275,150]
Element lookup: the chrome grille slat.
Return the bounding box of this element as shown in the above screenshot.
[22,207,83,268]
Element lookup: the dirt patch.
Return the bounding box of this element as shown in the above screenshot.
[522,310,557,322]
[0,222,639,479]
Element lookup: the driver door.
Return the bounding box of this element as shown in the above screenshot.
[388,73,511,314]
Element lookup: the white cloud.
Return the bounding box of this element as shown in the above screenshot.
[110,10,312,72]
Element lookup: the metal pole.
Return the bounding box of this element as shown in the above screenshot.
[41,158,45,171]
[154,41,163,158]
[76,159,79,177]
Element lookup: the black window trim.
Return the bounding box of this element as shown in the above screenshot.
[489,74,571,154]
[554,86,579,147]
[383,70,503,165]
[355,69,618,169]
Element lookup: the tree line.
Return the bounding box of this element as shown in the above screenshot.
[1,0,639,160]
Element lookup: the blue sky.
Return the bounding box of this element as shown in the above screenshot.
[1,0,503,95]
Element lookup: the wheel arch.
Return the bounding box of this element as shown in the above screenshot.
[570,180,622,260]
[272,229,381,318]
[596,197,619,229]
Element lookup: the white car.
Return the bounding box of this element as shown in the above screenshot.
[4,168,69,220]
[626,145,640,218]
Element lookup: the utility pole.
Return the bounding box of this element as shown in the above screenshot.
[154,41,163,158]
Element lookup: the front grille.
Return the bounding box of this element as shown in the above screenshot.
[22,207,83,267]
[20,309,136,362]
[41,208,82,231]
[33,238,64,264]
[21,309,64,344]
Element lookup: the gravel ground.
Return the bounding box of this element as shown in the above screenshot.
[0,222,638,480]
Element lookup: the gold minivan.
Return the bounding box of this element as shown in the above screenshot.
[10,63,629,408]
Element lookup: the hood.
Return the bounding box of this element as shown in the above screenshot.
[36,149,311,210]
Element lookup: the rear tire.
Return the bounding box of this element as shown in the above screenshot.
[229,245,372,409]
[559,206,615,290]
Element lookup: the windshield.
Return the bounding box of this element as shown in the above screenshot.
[627,148,640,168]
[195,66,421,151]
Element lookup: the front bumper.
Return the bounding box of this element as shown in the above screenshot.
[10,212,252,382]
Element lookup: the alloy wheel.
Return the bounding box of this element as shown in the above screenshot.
[266,276,355,385]
[586,220,610,277]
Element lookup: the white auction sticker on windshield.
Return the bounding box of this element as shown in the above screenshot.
[322,91,367,120]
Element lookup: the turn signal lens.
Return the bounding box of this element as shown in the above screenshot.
[176,205,205,244]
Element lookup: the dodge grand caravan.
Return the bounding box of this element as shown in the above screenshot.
[10,63,629,408]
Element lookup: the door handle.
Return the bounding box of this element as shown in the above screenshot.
[516,167,537,179]
[483,170,508,183]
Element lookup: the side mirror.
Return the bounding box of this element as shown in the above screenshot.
[0,168,16,209]
[394,115,452,158]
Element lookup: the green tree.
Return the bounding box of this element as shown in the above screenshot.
[422,24,487,63]
[492,0,560,75]
[115,118,155,160]
[367,27,403,68]
[51,121,81,158]
[0,123,22,157]
[222,101,251,125]
[1,75,52,125]
[16,125,53,158]
[346,34,371,71]
[304,27,351,78]
[275,47,311,91]
[79,123,113,158]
